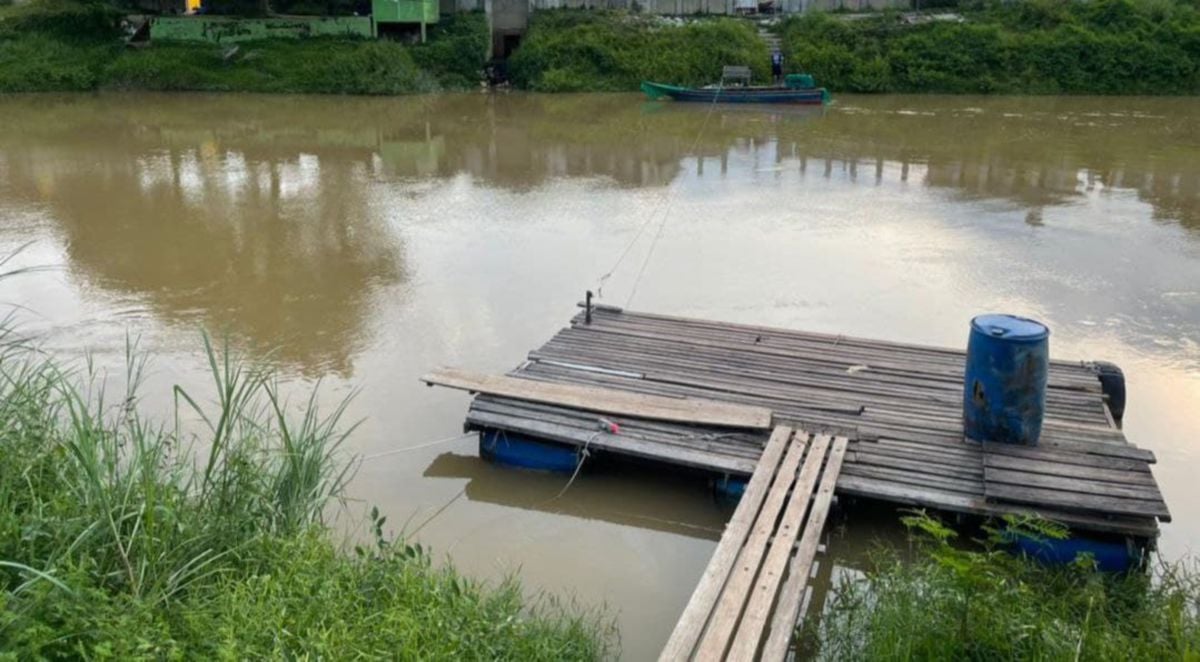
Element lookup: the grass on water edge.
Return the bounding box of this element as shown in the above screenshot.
[0,322,614,659]
[804,511,1200,661]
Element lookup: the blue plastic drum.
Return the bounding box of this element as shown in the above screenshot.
[963,314,1050,445]
[479,429,579,473]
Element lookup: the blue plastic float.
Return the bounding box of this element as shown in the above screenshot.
[479,429,578,473]
[713,475,748,506]
[1010,532,1140,573]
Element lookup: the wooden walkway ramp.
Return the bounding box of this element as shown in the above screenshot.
[661,427,848,662]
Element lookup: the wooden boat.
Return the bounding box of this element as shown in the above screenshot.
[640,81,829,105]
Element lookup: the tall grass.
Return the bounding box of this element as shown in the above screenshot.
[0,329,611,658]
[805,512,1200,660]
[0,332,348,604]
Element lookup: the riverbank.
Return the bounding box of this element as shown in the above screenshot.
[3,2,1198,95]
[0,331,612,659]
[512,3,1200,95]
[777,0,1200,95]
[0,2,487,94]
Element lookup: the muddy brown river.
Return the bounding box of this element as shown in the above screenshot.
[1,92,1198,659]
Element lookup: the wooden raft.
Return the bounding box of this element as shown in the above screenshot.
[458,306,1170,538]
[661,427,847,662]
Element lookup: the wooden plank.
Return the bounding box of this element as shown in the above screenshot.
[983,453,1157,486]
[844,463,983,495]
[982,441,1155,468]
[659,426,793,662]
[575,309,1102,387]
[985,467,1164,501]
[465,411,758,475]
[693,432,815,660]
[836,473,1159,538]
[424,368,773,430]
[985,483,1171,520]
[726,435,833,661]
[762,436,849,661]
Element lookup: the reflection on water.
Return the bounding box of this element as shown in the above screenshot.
[424,451,725,541]
[1,91,1198,660]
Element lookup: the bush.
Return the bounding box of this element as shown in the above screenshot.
[509,11,770,91]
[1,0,123,41]
[410,12,490,89]
[103,38,440,94]
[2,2,487,94]
[0,34,113,91]
[806,512,1200,660]
[777,1,1200,94]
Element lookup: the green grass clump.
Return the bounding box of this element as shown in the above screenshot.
[806,512,1200,660]
[509,11,770,92]
[778,0,1200,94]
[0,329,612,659]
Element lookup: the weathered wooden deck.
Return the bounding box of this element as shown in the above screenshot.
[455,305,1170,538]
[660,427,847,662]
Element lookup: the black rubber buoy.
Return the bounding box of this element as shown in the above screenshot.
[1091,361,1127,426]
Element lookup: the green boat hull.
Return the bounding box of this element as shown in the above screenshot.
[641,81,829,105]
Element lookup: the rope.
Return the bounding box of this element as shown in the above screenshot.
[594,207,662,299]
[624,81,725,308]
[552,429,599,500]
[592,80,726,303]
[359,432,475,461]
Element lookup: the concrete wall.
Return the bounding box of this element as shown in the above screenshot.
[489,0,528,32]
[150,16,373,43]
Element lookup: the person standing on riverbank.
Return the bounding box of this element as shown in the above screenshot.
[771,50,784,84]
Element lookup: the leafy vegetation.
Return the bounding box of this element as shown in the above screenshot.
[104,38,439,94]
[0,327,612,659]
[805,512,1200,660]
[509,11,770,91]
[778,0,1200,94]
[0,4,487,93]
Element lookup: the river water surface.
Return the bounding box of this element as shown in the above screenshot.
[1,92,1198,659]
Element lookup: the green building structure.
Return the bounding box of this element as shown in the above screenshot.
[148,0,437,44]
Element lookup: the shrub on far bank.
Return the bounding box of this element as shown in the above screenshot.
[509,11,770,92]
[410,12,490,89]
[778,0,1200,94]
[0,3,488,93]
[0,33,113,92]
[105,38,439,94]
